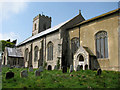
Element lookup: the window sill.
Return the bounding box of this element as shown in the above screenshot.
[97,58,109,60]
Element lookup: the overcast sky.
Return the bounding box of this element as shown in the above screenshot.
[0,1,119,44]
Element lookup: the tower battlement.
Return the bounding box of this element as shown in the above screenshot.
[32,14,52,36]
[33,14,51,22]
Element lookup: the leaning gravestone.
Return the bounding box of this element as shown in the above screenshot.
[6,71,14,79]
[69,65,73,73]
[62,66,67,73]
[38,66,43,72]
[20,70,28,78]
[29,66,33,72]
[35,70,40,76]
[97,68,102,76]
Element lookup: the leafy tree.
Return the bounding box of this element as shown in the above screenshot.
[57,59,60,69]
[0,40,15,51]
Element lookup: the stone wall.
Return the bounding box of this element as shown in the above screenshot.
[68,11,119,71]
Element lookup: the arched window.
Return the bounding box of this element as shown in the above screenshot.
[25,48,29,62]
[34,23,37,30]
[47,42,53,60]
[79,54,84,61]
[95,31,108,58]
[48,65,52,70]
[34,46,38,62]
[71,37,79,56]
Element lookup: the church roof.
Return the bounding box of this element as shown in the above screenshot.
[17,19,70,46]
[70,8,119,29]
[5,47,23,58]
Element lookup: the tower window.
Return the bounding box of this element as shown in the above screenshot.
[34,23,37,30]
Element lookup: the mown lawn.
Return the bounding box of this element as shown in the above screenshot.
[2,67,120,88]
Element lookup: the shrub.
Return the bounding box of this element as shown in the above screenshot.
[43,61,47,69]
[57,59,60,69]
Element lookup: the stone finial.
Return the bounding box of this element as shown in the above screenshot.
[79,10,81,15]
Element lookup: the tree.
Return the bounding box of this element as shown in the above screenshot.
[0,40,15,52]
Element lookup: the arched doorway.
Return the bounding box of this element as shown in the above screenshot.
[85,64,88,70]
[79,55,84,61]
[48,65,52,70]
[80,65,83,70]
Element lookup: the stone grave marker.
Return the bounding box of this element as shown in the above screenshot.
[7,64,10,68]
[35,70,40,76]
[10,66,14,69]
[6,71,14,79]
[62,66,67,73]
[69,65,73,73]
[29,65,33,72]
[97,68,102,76]
[39,66,43,72]
[20,70,28,78]
[77,65,80,71]
[54,65,57,70]
[15,65,20,68]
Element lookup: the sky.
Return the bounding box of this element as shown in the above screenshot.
[0,1,119,45]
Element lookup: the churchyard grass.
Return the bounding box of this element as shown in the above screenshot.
[2,67,120,88]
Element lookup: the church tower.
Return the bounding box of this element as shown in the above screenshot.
[32,14,52,36]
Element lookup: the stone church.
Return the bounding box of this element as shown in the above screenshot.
[2,8,120,71]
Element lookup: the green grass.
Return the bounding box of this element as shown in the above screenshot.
[2,67,120,88]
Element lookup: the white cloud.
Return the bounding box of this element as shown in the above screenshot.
[0,32,20,44]
[0,2,27,21]
[0,2,28,44]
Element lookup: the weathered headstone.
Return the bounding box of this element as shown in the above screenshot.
[38,66,43,72]
[69,65,73,73]
[35,70,40,76]
[62,66,67,73]
[7,64,10,68]
[77,65,80,71]
[10,66,14,69]
[15,65,20,68]
[29,65,33,72]
[54,65,57,70]
[20,70,28,78]
[6,71,14,79]
[97,68,102,76]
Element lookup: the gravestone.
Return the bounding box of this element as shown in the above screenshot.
[6,71,14,79]
[20,70,28,78]
[69,65,73,73]
[10,66,14,69]
[38,66,43,72]
[35,70,40,76]
[54,65,57,70]
[15,65,20,68]
[97,68,102,76]
[7,64,10,68]
[77,65,80,71]
[62,66,67,73]
[29,65,33,72]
